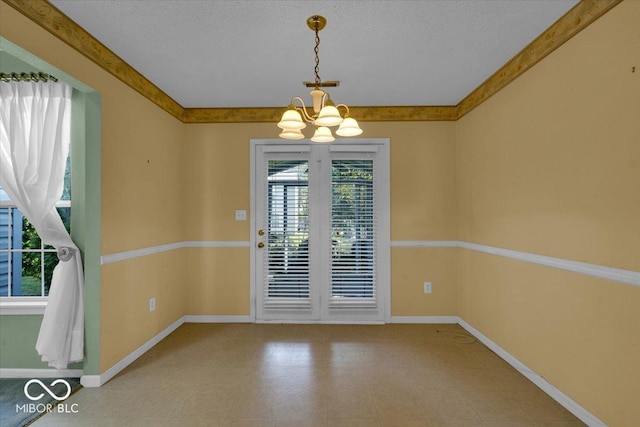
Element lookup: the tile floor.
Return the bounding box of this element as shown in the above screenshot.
[32,323,585,426]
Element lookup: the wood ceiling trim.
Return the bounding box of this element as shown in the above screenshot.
[456,0,623,119]
[184,106,458,123]
[3,0,623,124]
[184,107,284,124]
[348,106,458,122]
[3,0,185,121]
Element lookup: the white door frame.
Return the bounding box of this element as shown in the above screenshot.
[250,138,391,323]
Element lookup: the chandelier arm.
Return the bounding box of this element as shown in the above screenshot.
[291,96,315,123]
[335,103,350,117]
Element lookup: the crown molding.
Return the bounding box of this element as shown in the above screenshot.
[2,0,185,121]
[456,0,623,119]
[184,107,284,124]
[3,0,623,123]
[348,106,457,122]
[184,105,457,123]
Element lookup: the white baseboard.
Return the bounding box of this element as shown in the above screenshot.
[390,316,458,324]
[0,368,83,379]
[184,315,253,323]
[80,316,185,388]
[457,317,606,427]
[255,320,385,324]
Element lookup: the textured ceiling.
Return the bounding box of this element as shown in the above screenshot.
[50,0,579,108]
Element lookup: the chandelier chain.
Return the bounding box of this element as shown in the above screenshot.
[314,20,321,86]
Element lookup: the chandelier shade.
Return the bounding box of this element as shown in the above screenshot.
[336,117,364,137]
[277,15,362,142]
[279,128,305,140]
[277,108,306,130]
[315,103,343,127]
[311,126,335,143]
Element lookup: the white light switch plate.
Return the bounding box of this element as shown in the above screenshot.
[235,210,247,221]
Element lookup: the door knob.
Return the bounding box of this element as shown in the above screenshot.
[258,242,265,248]
[258,229,265,236]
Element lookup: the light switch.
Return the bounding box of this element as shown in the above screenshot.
[235,210,247,221]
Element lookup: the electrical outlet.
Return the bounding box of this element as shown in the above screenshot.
[423,282,432,294]
[149,297,156,312]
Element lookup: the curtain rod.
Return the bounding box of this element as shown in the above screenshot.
[0,72,58,83]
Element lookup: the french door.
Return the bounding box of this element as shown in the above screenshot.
[253,140,389,322]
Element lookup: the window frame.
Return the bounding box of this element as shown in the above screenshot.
[0,199,72,299]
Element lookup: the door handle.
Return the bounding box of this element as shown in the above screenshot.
[258,242,265,248]
[258,229,265,236]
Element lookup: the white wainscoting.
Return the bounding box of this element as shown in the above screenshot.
[100,241,250,265]
[391,240,640,287]
[457,241,640,287]
[101,240,639,288]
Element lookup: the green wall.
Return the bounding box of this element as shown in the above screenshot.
[0,38,101,374]
[0,316,82,369]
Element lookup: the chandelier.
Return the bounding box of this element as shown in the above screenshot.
[277,15,362,142]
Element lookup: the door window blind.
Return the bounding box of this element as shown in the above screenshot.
[264,160,311,307]
[330,160,376,306]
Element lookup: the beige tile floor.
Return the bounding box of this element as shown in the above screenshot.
[32,323,585,426]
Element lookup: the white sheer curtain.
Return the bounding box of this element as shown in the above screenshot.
[0,81,83,369]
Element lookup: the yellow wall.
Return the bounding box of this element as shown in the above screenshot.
[183,122,458,316]
[456,1,640,425]
[183,124,255,242]
[391,248,457,316]
[101,251,187,369]
[0,3,186,373]
[185,248,250,315]
[183,122,457,242]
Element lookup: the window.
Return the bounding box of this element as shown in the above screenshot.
[0,157,71,298]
